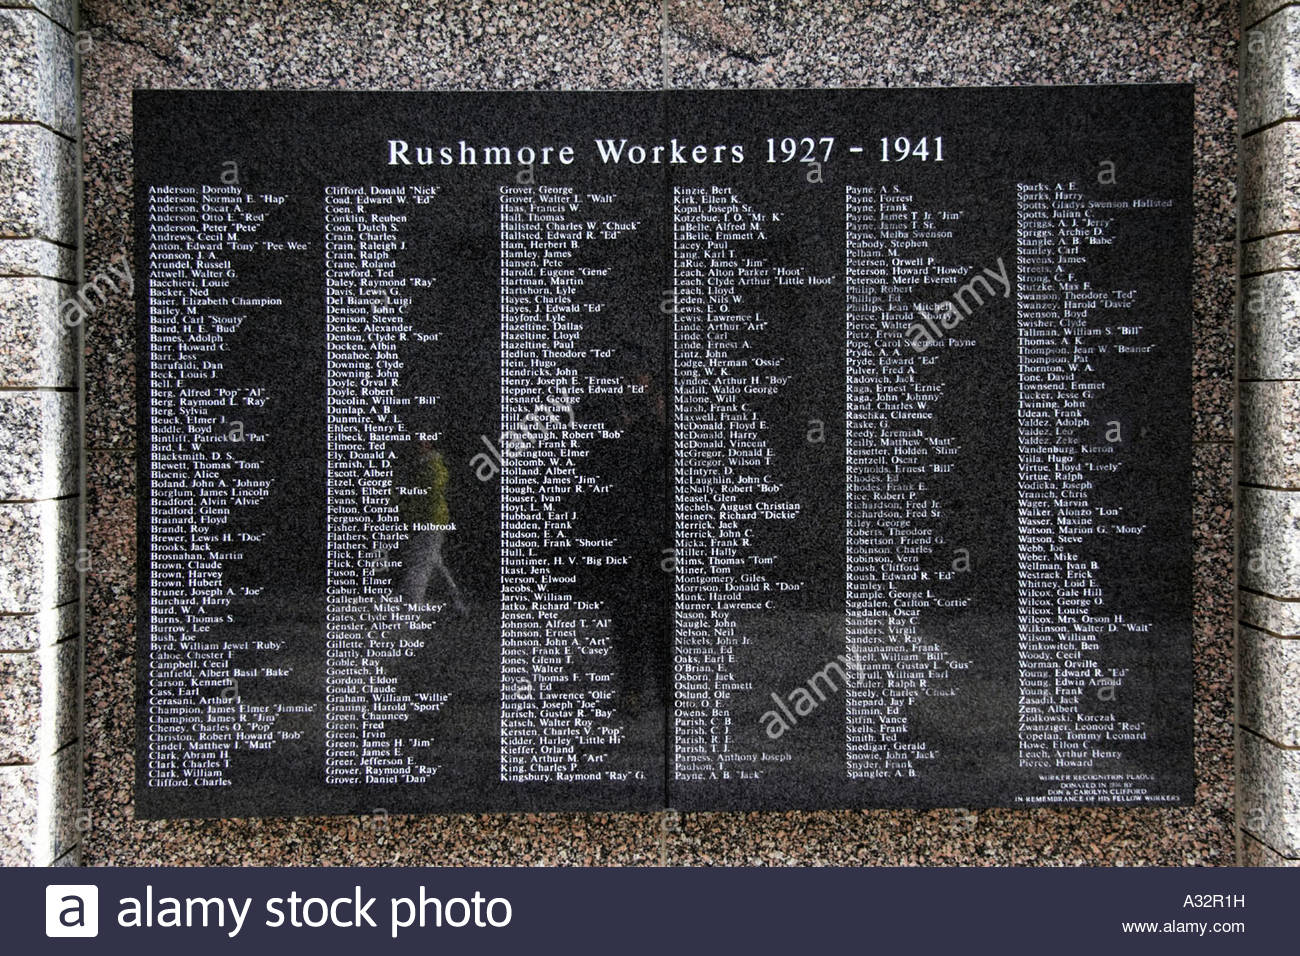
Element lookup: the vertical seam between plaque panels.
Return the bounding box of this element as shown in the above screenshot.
[660,76,675,841]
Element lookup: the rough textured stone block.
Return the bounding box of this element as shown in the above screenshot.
[0,747,79,865]
[1242,832,1300,865]
[0,390,78,499]
[1241,380,1300,486]
[0,238,77,281]
[1242,121,1300,239]
[50,844,82,865]
[0,9,77,137]
[1241,590,1300,637]
[48,637,78,752]
[29,638,80,758]
[0,764,37,865]
[0,601,77,652]
[1239,487,1300,598]
[1240,270,1300,380]
[1239,730,1300,856]
[0,497,78,612]
[0,124,78,246]
[1244,0,1294,30]
[0,637,78,769]
[1242,234,1300,276]
[15,1,77,31]
[40,741,81,863]
[0,276,78,387]
[1242,6,1300,132]
[0,653,40,762]
[1239,624,1300,746]
[0,0,82,874]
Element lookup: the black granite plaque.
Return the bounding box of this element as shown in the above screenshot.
[134,87,1193,817]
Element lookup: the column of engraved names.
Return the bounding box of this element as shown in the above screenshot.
[672,184,819,782]
[843,184,970,781]
[145,184,284,789]
[1014,182,1153,803]
[497,184,644,785]
[323,184,445,787]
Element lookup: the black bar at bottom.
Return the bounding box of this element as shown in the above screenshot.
[11,864,1291,954]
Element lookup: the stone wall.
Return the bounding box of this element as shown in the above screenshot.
[2,0,1252,865]
[1237,0,1300,866]
[0,0,82,866]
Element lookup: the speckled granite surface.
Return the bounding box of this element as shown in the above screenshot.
[1239,729,1300,855]
[1235,0,1300,864]
[0,8,78,136]
[1240,5,1300,132]
[1239,624,1300,746]
[79,0,1237,865]
[1243,831,1300,865]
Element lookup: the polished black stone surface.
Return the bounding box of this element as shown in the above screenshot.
[135,88,1192,817]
